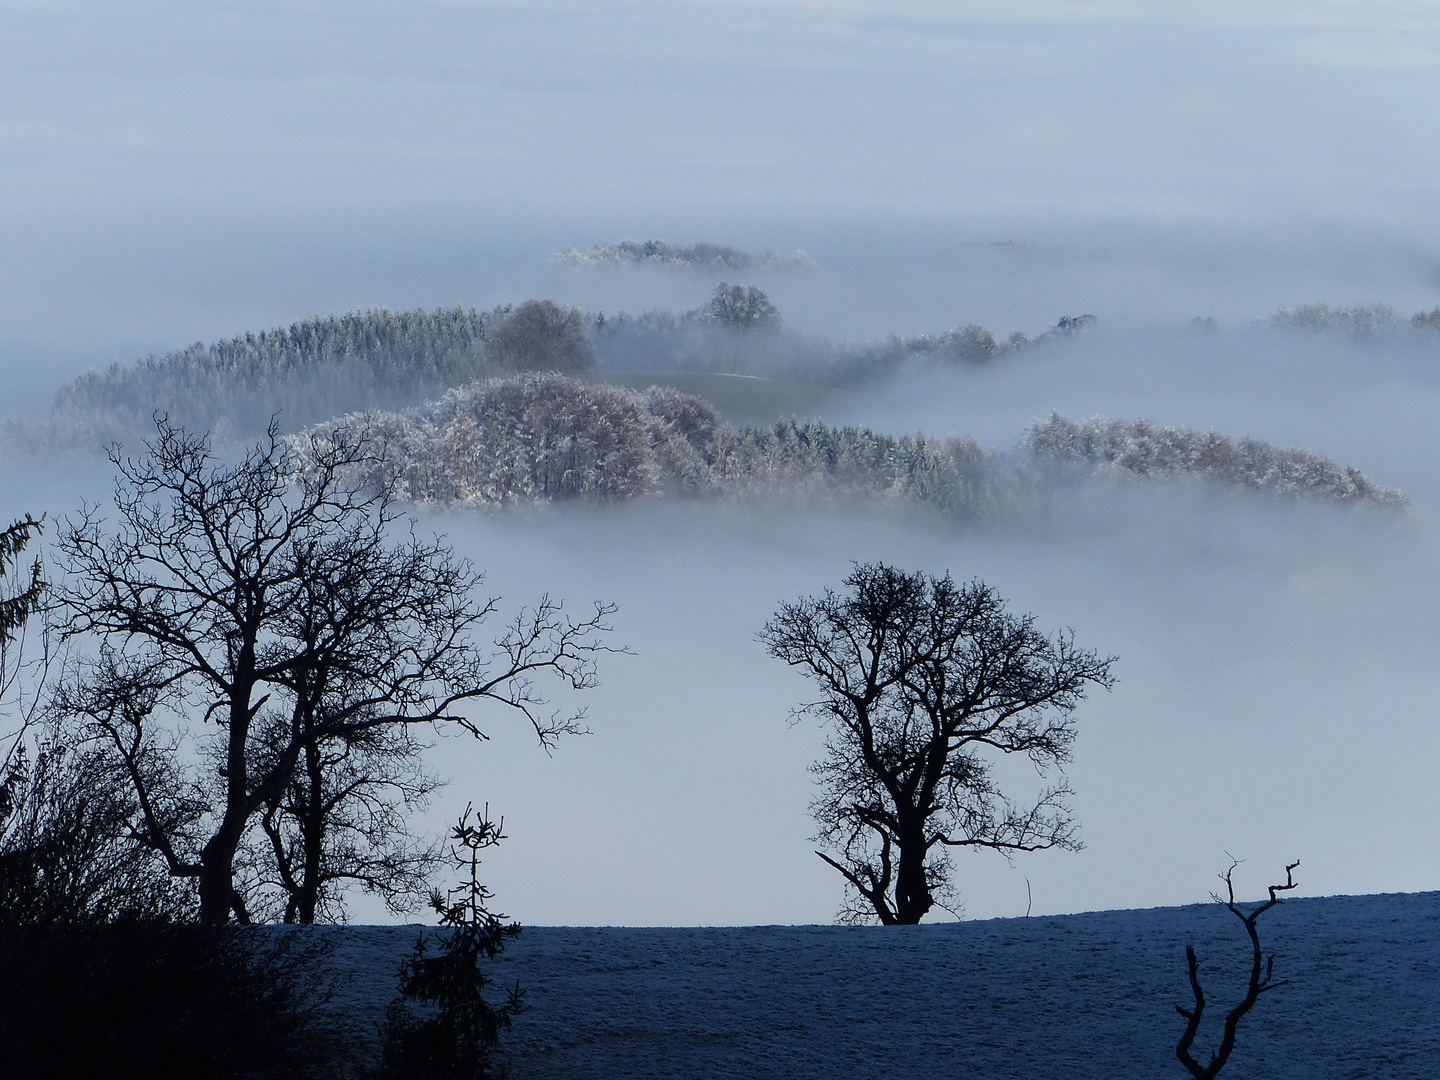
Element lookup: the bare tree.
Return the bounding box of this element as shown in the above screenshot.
[252,716,443,923]
[485,299,597,373]
[1175,858,1300,1080]
[52,418,616,924]
[760,562,1114,924]
[704,283,780,331]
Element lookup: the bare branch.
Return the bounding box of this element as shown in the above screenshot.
[1175,859,1301,1079]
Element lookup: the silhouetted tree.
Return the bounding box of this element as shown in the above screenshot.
[486,299,597,373]
[761,563,1114,924]
[53,418,616,924]
[933,325,998,364]
[1174,858,1300,1080]
[381,803,522,1080]
[0,516,340,1076]
[253,717,442,923]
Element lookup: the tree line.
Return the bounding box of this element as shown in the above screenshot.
[552,238,815,272]
[1270,302,1440,335]
[311,373,1405,513]
[1025,412,1407,507]
[22,284,1095,450]
[34,300,597,448]
[587,292,1091,385]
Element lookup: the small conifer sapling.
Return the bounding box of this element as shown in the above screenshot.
[381,803,523,1080]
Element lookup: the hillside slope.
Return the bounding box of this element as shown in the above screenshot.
[318,890,1439,1079]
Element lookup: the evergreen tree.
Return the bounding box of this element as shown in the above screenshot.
[381,804,523,1080]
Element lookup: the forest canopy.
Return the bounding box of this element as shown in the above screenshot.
[27,295,1090,450]
[307,374,1406,516]
[14,299,1406,518]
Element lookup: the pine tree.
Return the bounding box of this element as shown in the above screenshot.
[380,804,523,1080]
[0,516,44,648]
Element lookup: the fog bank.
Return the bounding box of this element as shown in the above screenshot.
[409,490,1436,925]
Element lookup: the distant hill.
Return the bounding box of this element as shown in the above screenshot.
[308,374,1406,514]
[24,299,1090,450]
[34,302,595,447]
[314,890,1440,1079]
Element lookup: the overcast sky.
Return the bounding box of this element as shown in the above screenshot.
[5,0,1440,924]
[6,1,1440,368]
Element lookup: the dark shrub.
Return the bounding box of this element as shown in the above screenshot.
[0,922,338,1080]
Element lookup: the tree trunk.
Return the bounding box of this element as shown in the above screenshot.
[198,825,247,924]
[198,683,258,925]
[893,833,933,925]
[296,737,325,925]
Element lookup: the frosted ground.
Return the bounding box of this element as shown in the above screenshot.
[319,890,1439,1079]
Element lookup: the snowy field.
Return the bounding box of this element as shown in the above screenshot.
[318,889,1440,1079]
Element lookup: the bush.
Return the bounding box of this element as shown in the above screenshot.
[0,739,192,925]
[0,728,341,1077]
[0,922,339,1079]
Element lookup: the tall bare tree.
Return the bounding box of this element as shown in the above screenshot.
[53,418,616,924]
[761,562,1114,924]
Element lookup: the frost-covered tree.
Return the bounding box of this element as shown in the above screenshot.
[310,376,1402,519]
[1270,303,1401,334]
[554,238,814,272]
[315,373,1009,517]
[44,306,500,445]
[22,300,1107,456]
[761,564,1114,924]
[1024,413,1407,507]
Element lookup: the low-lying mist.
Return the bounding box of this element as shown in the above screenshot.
[6,234,1440,926]
[397,484,1438,926]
